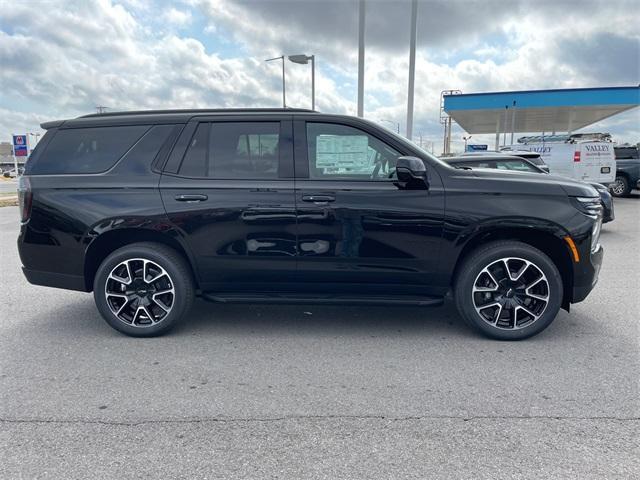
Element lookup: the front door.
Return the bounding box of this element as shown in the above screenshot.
[293,118,446,295]
[160,117,297,291]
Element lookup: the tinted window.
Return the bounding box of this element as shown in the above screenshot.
[178,122,280,178]
[29,125,148,174]
[615,147,639,159]
[495,160,539,172]
[526,156,546,166]
[178,123,209,177]
[306,123,400,180]
[455,160,539,172]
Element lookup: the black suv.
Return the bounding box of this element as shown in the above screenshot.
[18,109,604,340]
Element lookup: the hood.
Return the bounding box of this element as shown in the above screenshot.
[464,168,599,198]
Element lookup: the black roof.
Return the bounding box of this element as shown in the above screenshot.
[79,107,317,118]
[41,108,320,129]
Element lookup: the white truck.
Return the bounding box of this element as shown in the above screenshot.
[507,133,616,185]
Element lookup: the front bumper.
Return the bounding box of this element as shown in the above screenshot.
[602,198,614,223]
[572,244,603,303]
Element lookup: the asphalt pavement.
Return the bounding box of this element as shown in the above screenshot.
[1,197,639,479]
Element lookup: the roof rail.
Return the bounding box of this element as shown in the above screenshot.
[79,108,317,118]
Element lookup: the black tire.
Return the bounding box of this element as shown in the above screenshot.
[93,242,195,337]
[610,175,631,197]
[454,241,563,340]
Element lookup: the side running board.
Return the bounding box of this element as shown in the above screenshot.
[201,292,443,307]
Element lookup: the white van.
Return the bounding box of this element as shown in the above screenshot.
[508,134,616,185]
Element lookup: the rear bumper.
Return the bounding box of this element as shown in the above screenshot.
[572,244,603,303]
[22,267,88,292]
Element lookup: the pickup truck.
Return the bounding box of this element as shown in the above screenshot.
[612,146,640,197]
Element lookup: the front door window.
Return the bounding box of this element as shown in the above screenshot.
[306,122,400,181]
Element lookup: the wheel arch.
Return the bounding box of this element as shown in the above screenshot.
[452,227,574,310]
[83,228,199,292]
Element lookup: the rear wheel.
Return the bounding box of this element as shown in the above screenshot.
[454,241,563,340]
[610,175,630,197]
[93,242,194,337]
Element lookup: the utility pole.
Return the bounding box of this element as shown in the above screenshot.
[357,0,365,117]
[406,0,418,139]
[96,106,108,114]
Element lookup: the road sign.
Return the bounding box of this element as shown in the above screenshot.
[466,144,488,152]
[12,135,28,157]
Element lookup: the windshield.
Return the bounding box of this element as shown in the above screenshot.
[366,119,452,168]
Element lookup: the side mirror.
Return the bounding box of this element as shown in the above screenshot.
[395,156,428,189]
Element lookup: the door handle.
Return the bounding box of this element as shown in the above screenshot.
[302,194,335,204]
[175,194,208,202]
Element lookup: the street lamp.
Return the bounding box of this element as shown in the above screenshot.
[379,119,400,134]
[288,54,315,110]
[463,135,472,151]
[29,132,41,145]
[266,56,286,108]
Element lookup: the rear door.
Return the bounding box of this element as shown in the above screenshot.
[293,117,446,294]
[533,143,576,179]
[160,116,297,291]
[579,142,616,184]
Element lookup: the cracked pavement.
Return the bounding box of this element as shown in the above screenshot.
[1,198,639,479]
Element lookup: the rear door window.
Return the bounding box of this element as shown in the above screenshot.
[27,125,149,174]
[177,122,281,179]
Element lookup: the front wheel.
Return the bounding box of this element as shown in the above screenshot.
[610,175,631,197]
[454,241,563,340]
[93,242,195,337]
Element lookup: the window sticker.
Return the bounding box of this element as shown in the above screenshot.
[316,135,369,174]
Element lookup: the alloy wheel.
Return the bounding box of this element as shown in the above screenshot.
[611,178,626,195]
[105,258,175,327]
[472,257,550,330]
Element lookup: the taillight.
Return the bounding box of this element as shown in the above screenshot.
[573,151,581,162]
[18,176,32,223]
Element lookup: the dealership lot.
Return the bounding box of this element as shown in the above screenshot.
[1,198,638,478]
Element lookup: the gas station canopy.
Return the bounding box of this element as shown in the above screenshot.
[443,86,640,135]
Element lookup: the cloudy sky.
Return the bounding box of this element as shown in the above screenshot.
[1,0,639,152]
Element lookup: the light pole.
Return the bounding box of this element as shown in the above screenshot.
[357,0,365,117]
[288,54,315,110]
[266,56,286,108]
[463,135,472,152]
[379,119,400,134]
[406,0,418,139]
[28,132,41,146]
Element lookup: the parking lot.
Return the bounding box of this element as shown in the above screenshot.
[1,196,638,478]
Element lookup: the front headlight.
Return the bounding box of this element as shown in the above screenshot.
[571,197,602,252]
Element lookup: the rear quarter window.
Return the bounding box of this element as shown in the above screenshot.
[527,156,545,166]
[26,125,149,174]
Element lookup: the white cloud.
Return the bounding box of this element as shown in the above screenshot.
[0,0,638,151]
[161,7,193,26]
